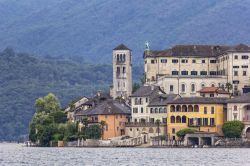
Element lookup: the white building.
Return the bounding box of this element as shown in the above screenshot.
[144,44,250,96]
[227,93,250,138]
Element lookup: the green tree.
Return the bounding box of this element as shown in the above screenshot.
[225,82,233,93]
[86,124,101,139]
[35,93,61,113]
[222,120,244,138]
[100,120,107,140]
[176,128,196,140]
[132,83,140,93]
[49,111,67,123]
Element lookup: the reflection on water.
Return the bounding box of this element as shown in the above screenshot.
[0,143,250,166]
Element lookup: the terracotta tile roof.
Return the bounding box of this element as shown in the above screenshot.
[198,87,229,94]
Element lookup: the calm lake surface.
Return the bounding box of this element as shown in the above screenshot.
[0,143,250,166]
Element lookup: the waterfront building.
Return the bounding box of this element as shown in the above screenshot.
[110,44,132,99]
[144,44,250,96]
[167,97,227,140]
[75,99,131,139]
[126,85,178,141]
[227,93,250,139]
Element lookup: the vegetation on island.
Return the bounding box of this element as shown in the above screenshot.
[29,93,103,146]
[176,128,197,140]
[222,121,245,138]
[0,48,143,141]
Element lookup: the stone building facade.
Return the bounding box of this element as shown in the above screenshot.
[144,44,250,96]
[111,44,132,99]
[227,93,250,139]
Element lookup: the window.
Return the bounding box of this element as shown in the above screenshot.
[211,107,215,114]
[233,113,238,120]
[233,66,239,68]
[141,107,143,113]
[234,55,238,59]
[181,71,188,75]
[172,128,175,134]
[116,115,118,119]
[106,124,108,131]
[172,70,179,75]
[234,71,238,76]
[202,60,206,63]
[170,85,174,92]
[146,98,148,103]
[122,67,126,73]
[191,71,198,75]
[172,59,178,63]
[242,55,249,59]
[204,107,207,114]
[181,84,186,92]
[161,59,167,63]
[233,80,239,84]
[151,60,155,64]
[201,83,205,88]
[192,59,196,63]
[242,65,248,68]
[210,118,215,126]
[181,59,188,63]
[210,60,216,63]
[203,118,208,126]
[210,94,214,97]
[200,71,207,75]
[243,71,247,76]
[133,108,138,113]
[191,84,195,92]
[210,71,217,75]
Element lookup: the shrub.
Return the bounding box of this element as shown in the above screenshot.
[222,120,244,138]
[176,128,196,140]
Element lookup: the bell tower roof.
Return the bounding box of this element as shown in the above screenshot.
[113,44,131,51]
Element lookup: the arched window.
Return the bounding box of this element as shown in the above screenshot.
[191,84,196,92]
[170,105,175,112]
[194,105,199,112]
[149,127,154,133]
[176,116,181,123]
[176,105,181,112]
[234,105,237,111]
[123,54,126,62]
[181,84,186,92]
[155,108,158,113]
[182,116,187,123]
[188,105,193,112]
[150,108,153,113]
[201,83,205,89]
[170,116,175,123]
[182,105,187,112]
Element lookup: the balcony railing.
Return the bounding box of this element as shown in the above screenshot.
[125,122,167,127]
[188,123,216,127]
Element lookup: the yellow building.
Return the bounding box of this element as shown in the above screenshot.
[167,97,227,140]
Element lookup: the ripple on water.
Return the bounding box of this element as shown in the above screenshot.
[1,144,250,166]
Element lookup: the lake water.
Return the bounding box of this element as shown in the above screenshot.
[0,143,250,166]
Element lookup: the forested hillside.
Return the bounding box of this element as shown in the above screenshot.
[0,0,250,63]
[0,48,143,140]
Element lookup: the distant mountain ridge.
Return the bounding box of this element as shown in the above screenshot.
[0,0,250,63]
[0,48,142,140]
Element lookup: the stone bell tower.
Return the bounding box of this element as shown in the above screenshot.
[111,44,132,99]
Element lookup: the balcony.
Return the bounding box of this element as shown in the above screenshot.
[125,122,167,127]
